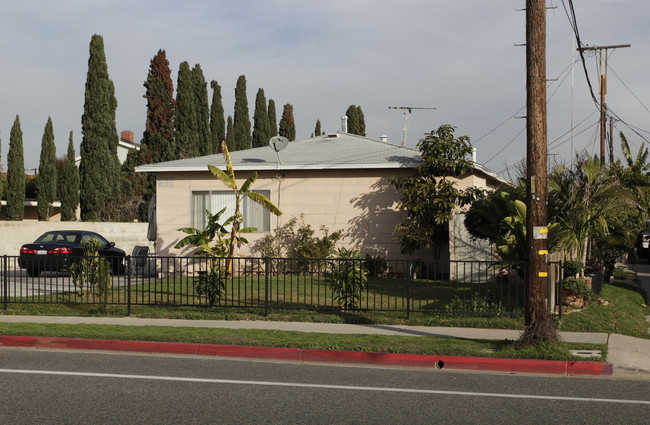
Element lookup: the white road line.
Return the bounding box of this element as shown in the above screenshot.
[2,368,649,406]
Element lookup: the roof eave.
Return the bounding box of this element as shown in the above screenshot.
[135,163,419,173]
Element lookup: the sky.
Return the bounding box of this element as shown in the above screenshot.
[1,0,649,178]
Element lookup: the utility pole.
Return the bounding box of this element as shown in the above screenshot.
[388,106,436,146]
[578,44,630,163]
[609,116,615,165]
[522,0,556,344]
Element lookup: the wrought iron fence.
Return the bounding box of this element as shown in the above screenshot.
[1,255,563,318]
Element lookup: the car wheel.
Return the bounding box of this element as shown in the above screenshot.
[27,268,40,277]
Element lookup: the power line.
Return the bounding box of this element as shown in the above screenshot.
[560,0,600,109]
[495,118,599,177]
[481,125,526,166]
[478,60,578,167]
[474,60,578,145]
[607,106,650,145]
[548,111,599,150]
[608,63,650,116]
[549,119,600,151]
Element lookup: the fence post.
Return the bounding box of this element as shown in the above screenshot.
[264,257,270,317]
[3,255,7,310]
[406,260,411,320]
[126,256,132,316]
[558,260,563,321]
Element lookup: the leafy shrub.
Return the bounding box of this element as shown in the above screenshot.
[562,277,597,302]
[584,260,605,275]
[444,292,510,316]
[563,260,583,278]
[70,238,111,303]
[364,254,389,278]
[612,267,635,281]
[254,214,343,274]
[196,258,226,306]
[325,247,368,310]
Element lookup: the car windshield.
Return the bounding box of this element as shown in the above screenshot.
[34,232,79,244]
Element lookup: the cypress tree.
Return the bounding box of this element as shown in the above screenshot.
[210,80,225,153]
[37,117,57,220]
[79,34,121,221]
[121,145,149,221]
[356,105,366,136]
[314,119,322,137]
[279,104,296,141]
[267,99,277,137]
[345,105,357,134]
[345,105,366,136]
[143,49,176,164]
[140,49,175,222]
[7,115,25,221]
[232,75,251,151]
[175,61,199,158]
[60,131,79,221]
[192,64,211,156]
[226,115,233,147]
[252,88,271,148]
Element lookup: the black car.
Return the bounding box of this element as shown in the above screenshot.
[18,231,126,277]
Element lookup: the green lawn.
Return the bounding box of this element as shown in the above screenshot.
[1,272,647,362]
[559,280,650,339]
[6,272,526,316]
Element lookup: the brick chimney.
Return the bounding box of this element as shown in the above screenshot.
[120,130,134,143]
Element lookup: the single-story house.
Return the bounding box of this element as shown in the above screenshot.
[75,130,140,168]
[135,132,508,263]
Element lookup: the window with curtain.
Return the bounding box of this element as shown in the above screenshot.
[191,190,271,232]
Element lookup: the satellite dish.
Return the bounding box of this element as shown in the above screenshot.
[269,136,289,152]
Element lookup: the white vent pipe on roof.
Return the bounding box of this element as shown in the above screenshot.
[380,135,388,142]
[472,148,477,163]
[341,116,348,133]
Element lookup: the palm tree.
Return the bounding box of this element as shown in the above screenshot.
[620,131,650,174]
[550,156,635,266]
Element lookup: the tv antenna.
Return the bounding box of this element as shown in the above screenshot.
[269,136,289,169]
[388,106,436,146]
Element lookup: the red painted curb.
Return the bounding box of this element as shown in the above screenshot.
[37,337,200,356]
[0,335,39,347]
[0,335,613,376]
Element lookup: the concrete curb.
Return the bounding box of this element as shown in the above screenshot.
[0,335,613,376]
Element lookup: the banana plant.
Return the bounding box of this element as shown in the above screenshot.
[208,142,282,271]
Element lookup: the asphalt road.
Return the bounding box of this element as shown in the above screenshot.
[0,348,648,424]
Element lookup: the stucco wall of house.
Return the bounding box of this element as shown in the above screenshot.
[153,167,501,262]
[155,168,415,260]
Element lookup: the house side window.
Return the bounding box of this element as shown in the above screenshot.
[191,190,271,232]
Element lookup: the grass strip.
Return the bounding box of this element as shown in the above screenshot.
[0,321,605,361]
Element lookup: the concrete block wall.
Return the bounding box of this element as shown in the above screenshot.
[0,221,155,257]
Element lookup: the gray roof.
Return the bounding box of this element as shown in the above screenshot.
[135,132,510,186]
[135,132,422,173]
